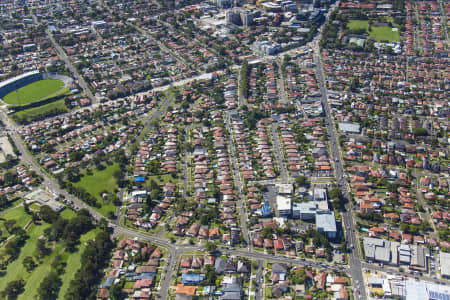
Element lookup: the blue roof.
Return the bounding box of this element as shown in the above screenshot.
[134,176,145,182]
[262,202,272,216]
[182,273,204,284]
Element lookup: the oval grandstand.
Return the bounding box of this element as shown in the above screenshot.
[0,71,73,102]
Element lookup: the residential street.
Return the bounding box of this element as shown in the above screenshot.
[270,123,288,183]
[224,112,250,245]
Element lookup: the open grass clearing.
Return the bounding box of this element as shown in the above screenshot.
[3,79,64,105]
[12,99,69,123]
[57,228,101,300]
[370,26,401,42]
[144,174,179,186]
[1,205,32,229]
[347,19,401,42]
[74,163,120,217]
[60,208,77,220]
[0,205,101,300]
[0,223,51,292]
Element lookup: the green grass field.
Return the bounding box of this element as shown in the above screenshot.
[0,206,32,239]
[348,20,369,31]
[60,209,77,220]
[57,228,101,300]
[347,19,401,42]
[3,79,64,105]
[370,27,400,42]
[0,223,51,292]
[145,174,178,186]
[12,99,69,124]
[0,206,101,300]
[74,163,120,217]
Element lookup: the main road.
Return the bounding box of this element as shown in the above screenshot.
[31,14,97,104]
[314,53,367,299]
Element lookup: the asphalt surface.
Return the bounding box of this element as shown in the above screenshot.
[314,54,367,299]
[4,6,380,298]
[254,260,264,300]
[270,123,288,183]
[224,112,250,245]
[42,26,96,104]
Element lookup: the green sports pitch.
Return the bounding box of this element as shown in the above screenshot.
[2,79,64,105]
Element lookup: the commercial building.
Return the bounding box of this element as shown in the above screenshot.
[313,188,327,201]
[210,0,233,9]
[276,195,291,217]
[364,237,391,263]
[24,189,65,212]
[292,202,316,220]
[440,252,450,278]
[363,238,428,268]
[226,9,257,27]
[404,280,450,300]
[315,211,337,238]
[251,41,281,56]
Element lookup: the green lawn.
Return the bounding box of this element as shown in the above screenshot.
[75,163,120,217]
[347,19,401,42]
[0,223,51,292]
[0,206,31,240]
[3,79,64,105]
[1,205,32,229]
[348,20,369,31]
[12,99,69,124]
[144,174,178,186]
[60,209,77,220]
[0,216,101,300]
[370,26,401,42]
[57,228,101,300]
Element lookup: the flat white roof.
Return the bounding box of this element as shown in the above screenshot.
[316,211,336,232]
[276,195,291,211]
[339,122,361,133]
[440,252,450,277]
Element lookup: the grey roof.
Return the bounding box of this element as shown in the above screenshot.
[363,237,387,261]
[410,245,425,268]
[315,211,337,233]
[221,291,242,300]
[440,252,450,277]
[272,263,288,273]
[215,258,226,274]
[222,283,242,292]
[374,240,391,262]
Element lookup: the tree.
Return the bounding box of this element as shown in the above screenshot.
[413,128,428,136]
[295,176,308,187]
[203,264,216,285]
[39,205,59,223]
[38,271,61,300]
[4,219,16,233]
[22,256,36,272]
[110,283,125,300]
[1,279,25,300]
[37,238,49,256]
[205,242,217,253]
